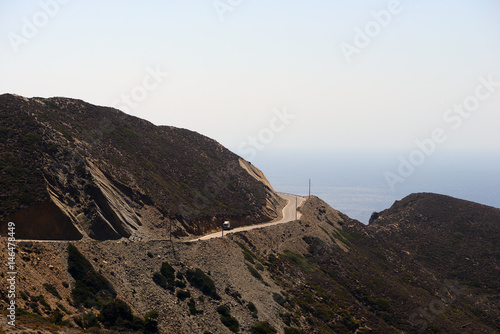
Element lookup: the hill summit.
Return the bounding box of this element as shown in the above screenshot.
[0,94,284,240]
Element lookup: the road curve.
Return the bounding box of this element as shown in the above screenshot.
[191,193,306,242]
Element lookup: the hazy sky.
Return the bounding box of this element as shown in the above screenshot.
[1,0,500,157]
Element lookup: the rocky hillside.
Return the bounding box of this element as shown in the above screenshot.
[0,94,285,240]
[1,193,498,333]
[368,192,500,294]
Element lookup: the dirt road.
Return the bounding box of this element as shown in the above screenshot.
[191,193,306,241]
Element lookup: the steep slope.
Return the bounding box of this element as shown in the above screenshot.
[346,193,500,333]
[368,192,500,292]
[0,93,285,240]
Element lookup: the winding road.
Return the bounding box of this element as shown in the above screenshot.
[191,193,306,241]
[15,194,306,243]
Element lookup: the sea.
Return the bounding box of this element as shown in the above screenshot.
[250,149,500,224]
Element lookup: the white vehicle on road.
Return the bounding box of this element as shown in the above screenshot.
[191,193,305,241]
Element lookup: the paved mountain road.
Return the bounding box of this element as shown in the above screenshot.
[191,193,306,242]
[14,193,306,243]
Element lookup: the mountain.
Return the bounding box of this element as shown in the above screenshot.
[0,94,498,333]
[368,192,500,294]
[0,93,284,240]
[1,192,498,333]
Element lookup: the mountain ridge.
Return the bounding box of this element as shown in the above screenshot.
[0,94,498,333]
[0,93,285,240]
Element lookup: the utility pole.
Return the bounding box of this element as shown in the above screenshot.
[308,179,311,198]
[295,196,297,220]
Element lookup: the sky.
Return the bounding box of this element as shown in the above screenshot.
[1,1,500,189]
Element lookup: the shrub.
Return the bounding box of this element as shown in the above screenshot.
[186,268,220,299]
[268,253,278,263]
[50,308,64,325]
[145,310,159,320]
[221,315,239,333]
[226,288,243,304]
[247,263,263,281]
[272,292,286,306]
[217,305,239,333]
[98,298,147,331]
[160,261,176,281]
[284,327,302,334]
[250,321,277,334]
[37,295,51,311]
[188,298,199,315]
[22,132,41,146]
[98,298,133,327]
[375,298,390,311]
[279,312,292,326]
[282,250,314,270]
[153,272,168,289]
[153,272,174,292]
[247,302,258,314]
[339,310,359,331]
[175,280,186,288]
[82,311,100,329]
[43,283,62,300]
[109,127,139,144]
[176,289,191,300]
[56,302,70,315]
[74,315,83,328]
[235,240,257,264]
[20,291,29,300]
[74,311,100,329]
[144,310,159,334]
[216,305,231,317]
[67,243,115,307]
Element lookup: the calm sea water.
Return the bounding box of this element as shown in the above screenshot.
[250,149,500,224]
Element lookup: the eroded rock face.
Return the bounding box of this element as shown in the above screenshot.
[0,94,284,240]
[4,198,83,240]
